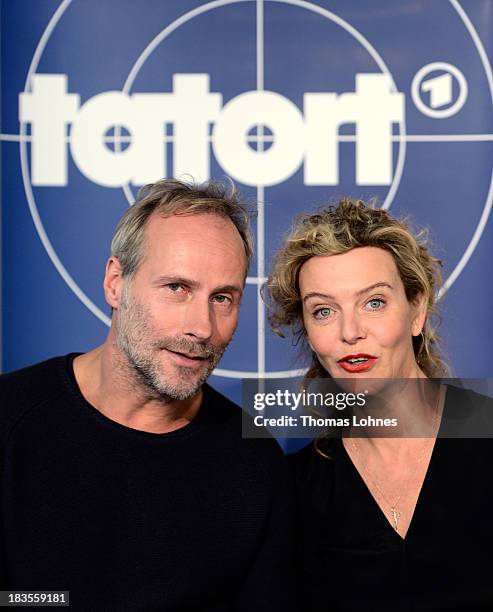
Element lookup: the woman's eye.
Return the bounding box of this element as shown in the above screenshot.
[314,307,332,319]
[366,298,385,310]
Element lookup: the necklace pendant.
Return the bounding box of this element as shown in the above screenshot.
[390,507,401,531]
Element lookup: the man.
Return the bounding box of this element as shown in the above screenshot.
[0,179,293,610]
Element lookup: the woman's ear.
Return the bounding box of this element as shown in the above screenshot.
[411,292,428,337]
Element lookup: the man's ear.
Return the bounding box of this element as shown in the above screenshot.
[411,292,428,337]
[103,256,124,309]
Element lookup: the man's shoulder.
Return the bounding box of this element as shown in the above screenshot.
[200,382,243,423]
[0,354,73,443]
[0,354,70,395]
[200,382,286,461]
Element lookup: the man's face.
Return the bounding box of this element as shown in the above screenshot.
[113,212,247,400]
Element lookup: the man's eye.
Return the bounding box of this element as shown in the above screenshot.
[167,283,185,292]
[213,294,231,305]
[313,307,332,319]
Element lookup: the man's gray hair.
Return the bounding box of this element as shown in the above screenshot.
[111,178,254,277]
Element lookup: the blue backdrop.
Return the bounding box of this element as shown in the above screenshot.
[2,0,493,411]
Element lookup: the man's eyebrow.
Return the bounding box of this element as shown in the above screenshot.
[302,282,394,304]
[154,276,243,294]
[214,284,243,294]
[154,275,199,288]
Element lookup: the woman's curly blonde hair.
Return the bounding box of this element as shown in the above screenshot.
[265,198,449,379]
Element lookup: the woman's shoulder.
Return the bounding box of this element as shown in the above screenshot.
[287,438,339,484]
[287,439,348,517]
[444,382,493,404]
[287,438,329,463]
[441,383,493,438]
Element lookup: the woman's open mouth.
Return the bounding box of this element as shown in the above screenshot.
[337,353,377,373]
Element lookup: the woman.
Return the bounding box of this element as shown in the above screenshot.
[266,198,493,611]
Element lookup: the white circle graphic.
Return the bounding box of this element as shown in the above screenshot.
[411,61,468,118]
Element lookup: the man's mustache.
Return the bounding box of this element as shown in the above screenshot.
[155,338,223,360]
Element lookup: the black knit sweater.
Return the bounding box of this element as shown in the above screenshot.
[0,355,294,611]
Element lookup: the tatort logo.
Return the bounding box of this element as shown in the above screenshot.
[19,72,403,188]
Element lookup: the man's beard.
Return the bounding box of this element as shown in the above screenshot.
[116,284,229,401]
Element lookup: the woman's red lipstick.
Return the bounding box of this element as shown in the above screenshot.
[337,353,377,373]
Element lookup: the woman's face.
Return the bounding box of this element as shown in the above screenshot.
[299,246,426,380]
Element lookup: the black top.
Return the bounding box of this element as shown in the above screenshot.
[290,385,493,611]
[0,354,294,611]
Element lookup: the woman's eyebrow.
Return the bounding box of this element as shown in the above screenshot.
[302,282,394,304]
[355,282,394,297]
[302,292,333,304]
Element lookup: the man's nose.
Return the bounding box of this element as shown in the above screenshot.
[340,311,365,344]
[183,299,214,341]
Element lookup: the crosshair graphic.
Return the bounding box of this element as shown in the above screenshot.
[11,0,493,379]
[118,0,405,378]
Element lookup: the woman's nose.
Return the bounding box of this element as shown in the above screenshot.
[340,312,365,344]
